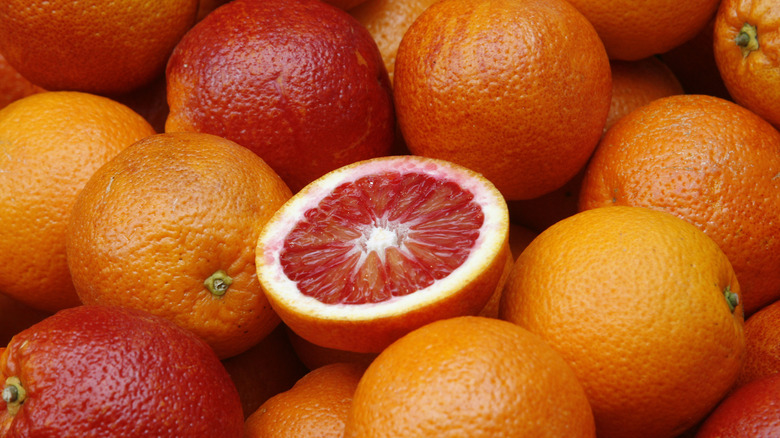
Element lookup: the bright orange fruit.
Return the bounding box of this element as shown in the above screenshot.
[67,132,292,359]
[500,206,745,438]
[344,316,596,437]
[393,0,611,200]
[0,91,155,313]
[579,94,780,316]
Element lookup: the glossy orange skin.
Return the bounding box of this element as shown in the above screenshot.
[579,95,780,316]
[66,132,292,359]
[565,0,720,60]
[0,92,156,313]
[0,0,199,95]
[500,206,745,438]
[393,0,611,200]
[736,299,780,388]
[0,305,244,437]
[695,373,780,438]
[166,0,395,193]
[344,316,596,437]
[714,0,780,128]
[244,362,366,438]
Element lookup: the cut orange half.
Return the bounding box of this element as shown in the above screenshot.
[255,155,510,353]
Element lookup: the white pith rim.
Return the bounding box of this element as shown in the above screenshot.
[255,155,509,322]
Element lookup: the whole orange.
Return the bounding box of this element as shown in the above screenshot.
[221,324,309,418]
[349,0,439,85]
[165,0,395,193]
[564,0,721,60]
[0,91,155,313]
[0,53,42,110]
[0,305,244,436]
[500,206,745,438]
[714,0,780,128]
[735,299,780,388]
[695,373,780,438]
[244,362,366,438]
[604,57,684,132]
[0,0,199,95]
[393,0,611,200]
[343,316,595,437]
[66,132,292,359]
[579,94,780,316]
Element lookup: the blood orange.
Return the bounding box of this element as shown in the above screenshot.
[255,156,510,353]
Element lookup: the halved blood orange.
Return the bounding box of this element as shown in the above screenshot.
[255,156,510,353]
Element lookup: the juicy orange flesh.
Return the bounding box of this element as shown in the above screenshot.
[280,171,484,304]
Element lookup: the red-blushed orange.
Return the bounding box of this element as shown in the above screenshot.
[0,305,244,436]
[0,0,199,95]
[695,373,780,438]
[256,155,510,353]
[66,132,292,359]
[165,0,395,193]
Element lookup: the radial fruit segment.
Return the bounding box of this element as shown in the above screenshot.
[256,156,509,353]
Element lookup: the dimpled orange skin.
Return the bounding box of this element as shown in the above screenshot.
[166,0,395,193]
[564,0,721,61]
[579,94,780,316]
[244,362,366,438]
[500,206,745,438]
[0,305,244,437]
[66,132,292,359]
[0,91,156,313]
[0,0,199,95]
[344,316,596,437]
[713,0,780,128]
[735,299,780,388]
[695,373,780,438]
[393,0,611,201]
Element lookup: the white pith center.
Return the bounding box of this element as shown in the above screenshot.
[359,222,410,263]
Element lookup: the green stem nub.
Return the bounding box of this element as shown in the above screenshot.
[204,270,233,297]
[735,23,759,58]
[723,285,739,313]
[3,376,27,416]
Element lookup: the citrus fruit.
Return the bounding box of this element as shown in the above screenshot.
[323,0,370,9]
[244,362,366,438]
[735,299,780,388]
[165,0,395,193]
[0,305,244,436]
[604,57,684,132]
[695,373,780,438]
[564,0,721,60]
[286,328,378,371]
[66,132,292,359]
[255,155,510,353]
[344,316,596,437]
[0,293,50,348]
[350,0,439,85]
[221,324,309,418]
[394,0,611,201]
[0,53,42,110]
[579,94,780,316]
[659,17,733,100]
[713,0,780,128]
[0,91,155,313]
[506,166,586,233]
[0,0,199,95]
[196,0,232,21]
[499,206,745,438]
